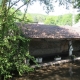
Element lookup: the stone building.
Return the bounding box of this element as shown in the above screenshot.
[17,23,80,58]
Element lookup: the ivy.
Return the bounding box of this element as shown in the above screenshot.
[0,1,35,80]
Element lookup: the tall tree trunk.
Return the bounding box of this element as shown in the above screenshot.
[1,0,8,39]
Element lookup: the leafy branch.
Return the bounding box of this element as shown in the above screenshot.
[11,1,29,15]
[8,0,21,10]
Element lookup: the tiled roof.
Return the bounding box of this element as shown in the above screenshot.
[16,23,80,39]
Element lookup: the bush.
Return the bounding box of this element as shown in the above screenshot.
[0,1,35,80]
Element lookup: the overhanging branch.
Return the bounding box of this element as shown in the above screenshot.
[8,0,20,10]
[11,2,29,16]
[22,4,29,20]
[8,0,11,8]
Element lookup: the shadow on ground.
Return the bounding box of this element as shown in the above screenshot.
[14,61,80,80]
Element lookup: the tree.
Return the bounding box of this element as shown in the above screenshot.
[30,13,46,23]
[74,0,80,23]
[75,14,80,22]
[74,0,80,9]
[9,7,33,23]
[0,0,79,80]
[0,0,36,80]
[44,16,57,25]
[24,13,33,23]
[58,14,72,26]
[44,14,72,26]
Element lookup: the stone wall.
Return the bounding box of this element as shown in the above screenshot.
[29,39,80,57]
[73,40,80,51]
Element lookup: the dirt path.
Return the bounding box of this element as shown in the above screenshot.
[14,61,80,80]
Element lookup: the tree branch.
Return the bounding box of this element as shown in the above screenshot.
[13,16,24,21]
[8,0,11,8]
[22,4,29,20]
[11,2,29,15]
[8,0,20,10]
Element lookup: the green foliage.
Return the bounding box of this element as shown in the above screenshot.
[30,13,46,23]
[39,0,54,13]
[24,14,33,23]
[0,0,35,80]
[45,16,57,25]
[0,12,34,79]
[74,0,80,9]
[9,8,33,23]
[75,14,80,23]
[58,14,72,26]
[44,14,72,26]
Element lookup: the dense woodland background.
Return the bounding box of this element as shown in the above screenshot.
[13,7,80,26]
